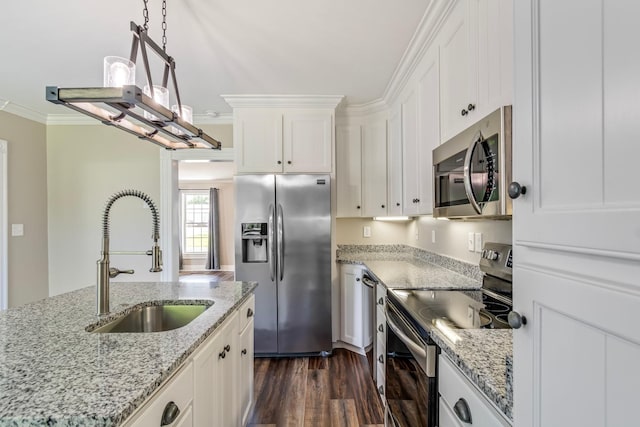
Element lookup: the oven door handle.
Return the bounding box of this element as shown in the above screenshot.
[463,130,484,214]
[386,306,427,360]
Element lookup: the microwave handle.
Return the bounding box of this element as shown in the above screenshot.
[463,131,484,214]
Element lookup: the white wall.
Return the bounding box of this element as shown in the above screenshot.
[336,217,409,245]
[46,125,161,296]
[0,111,49,307]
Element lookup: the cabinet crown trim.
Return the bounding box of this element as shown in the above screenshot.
[221,95,344,109]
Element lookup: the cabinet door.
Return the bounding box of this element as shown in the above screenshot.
[238,319,254,427]
[193,311,238,427]
[387,108,403,216]
[362,119,388,217]
[439,0,478,142]
[513,1,640,426]
[234,109,283,173]
[336,125,363,217]
[340,264,364,347]
[416,48,440,215]
[283,110,333,173]
[477,0,513,118]
[401,89,420,215]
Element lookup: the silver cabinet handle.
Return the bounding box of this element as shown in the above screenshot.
[463,131,484,214]
[453,398,472,424]
[277,203,284,281]
[508,311,527,329]
[378,324,384,333]
[268,204,276,281]
[161,401,180,426]
[378,385,384,395]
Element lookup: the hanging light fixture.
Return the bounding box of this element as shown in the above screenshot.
[46,0,221,150]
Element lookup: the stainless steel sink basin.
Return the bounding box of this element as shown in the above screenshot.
[91,303,212,333]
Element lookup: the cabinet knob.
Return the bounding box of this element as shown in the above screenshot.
[396,202,400,207]
[453,398,472,424]
[224,344,231,352]
[241,348,247,356]
[508,311,527,329]
[161,401,181,426]
[356,277,361,282]
[277,160,282,165]
[219,351,226,359]
[378,385,384,395]
[356,205,361,209]
[467,103,476,111]
[416,198,420,203]
[247,308,254,318]
[378,297,384,305]
[461,109,468,116]
[508,182,527,199]
[381,204,385,208]
[378,355,384,363]
[378,324,384,333]
[287,160,292,165]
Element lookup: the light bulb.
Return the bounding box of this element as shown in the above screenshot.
[103,56,135,87]
[170,104,193,135]
[143,85,170,122]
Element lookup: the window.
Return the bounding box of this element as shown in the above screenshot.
[181,191,209,255]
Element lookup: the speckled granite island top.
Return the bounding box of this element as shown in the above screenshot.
[0,280,256,427]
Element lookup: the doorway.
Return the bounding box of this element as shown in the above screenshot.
[0,140,6,309]
[177,160,235,278]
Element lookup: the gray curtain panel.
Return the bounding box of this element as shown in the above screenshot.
[205,187,221,270]
[178,190,184,270]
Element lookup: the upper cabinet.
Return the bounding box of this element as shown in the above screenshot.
[222,96,343,174]
[362,119,388,217]
[439,0,513,143]
[336,124,363,217]
[386,109,403,216]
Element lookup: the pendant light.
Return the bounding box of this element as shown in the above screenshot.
[46,0,221,150]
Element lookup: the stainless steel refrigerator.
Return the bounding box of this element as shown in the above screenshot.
[234,174,332,355]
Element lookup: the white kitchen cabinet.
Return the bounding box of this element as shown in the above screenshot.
[237,295,255,426]
[386,108,403,216]
[234,109,283,173]
[362,119,388,217]
[512,1,640,426]
[340,264,372,350]
[402,46,439,216]
[439,354,511,427]
[439,0,513,143]
[193,310,239,427]
[125,363,194,427]
[282,110,333,173]
[336,124,363,217]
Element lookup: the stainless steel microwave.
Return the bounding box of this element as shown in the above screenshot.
[432,106,512,219]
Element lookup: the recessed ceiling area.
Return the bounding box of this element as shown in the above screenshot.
[0,0,431,120]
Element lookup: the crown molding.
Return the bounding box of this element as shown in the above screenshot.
[1,103,48,124]
[337,98,389,118]
[382,0,456,107]
[193,113,233,125]
[221,94,344,109]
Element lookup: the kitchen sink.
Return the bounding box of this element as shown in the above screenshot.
[90,302,213,333]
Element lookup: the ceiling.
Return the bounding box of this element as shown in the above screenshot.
[179,161,235,181]
[0,0,431,121]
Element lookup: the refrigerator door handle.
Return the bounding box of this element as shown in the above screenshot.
[277,203,284,281]
[268,203,276,281]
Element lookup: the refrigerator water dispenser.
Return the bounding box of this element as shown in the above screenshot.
[241,223,268,263]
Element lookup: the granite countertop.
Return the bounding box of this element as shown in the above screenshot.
[337,244,512,421]
[0,280,257,427]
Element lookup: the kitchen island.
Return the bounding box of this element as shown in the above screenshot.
[337,244,513,421]
[0,280,257,426]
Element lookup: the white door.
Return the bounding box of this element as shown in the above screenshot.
[512,1,640,426]
[0,140,6,309]
[235,109,283,173]
[283,110,333,173]
[336,124,362,217]
[362,119,388,217]
[387,108,403,216]
[401,89,420,215]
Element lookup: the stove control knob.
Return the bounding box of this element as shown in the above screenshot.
[490,251,499,261]
[508,311,527,329]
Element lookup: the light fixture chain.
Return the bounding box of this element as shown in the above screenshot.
[162,0,167,51]
[142,0,150,31]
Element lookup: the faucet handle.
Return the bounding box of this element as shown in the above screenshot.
[109,267,134,278]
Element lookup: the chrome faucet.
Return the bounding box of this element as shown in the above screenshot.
[96,189,162,315]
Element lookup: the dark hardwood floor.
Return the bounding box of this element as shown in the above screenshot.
[249,349,385,427]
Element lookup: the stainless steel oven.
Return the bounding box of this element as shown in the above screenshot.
[433,106,512,219]
[385,296,438,427]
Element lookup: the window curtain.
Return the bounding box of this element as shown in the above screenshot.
[178,190,184,270]
[205,187,220,270]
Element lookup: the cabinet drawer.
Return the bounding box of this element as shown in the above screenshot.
[238,295,255,333]
[129,362,194,427]
[439,355,511,427]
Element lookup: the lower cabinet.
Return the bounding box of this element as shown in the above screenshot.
[375,283,387,402]
[123,295,255,427]
[438,354,511,427]
[339,264,372,350]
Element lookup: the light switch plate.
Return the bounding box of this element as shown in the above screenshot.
[474,232,483,252]
[431,230,436,243]
[363,226,372,238]
[11,223,24,237]
[467,232,475,251]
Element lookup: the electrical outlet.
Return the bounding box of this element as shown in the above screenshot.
[474,232,483,252]
[11,224,24,237]
[431,230,436,243]
[467,232,475,251]
[363,226,372,238]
